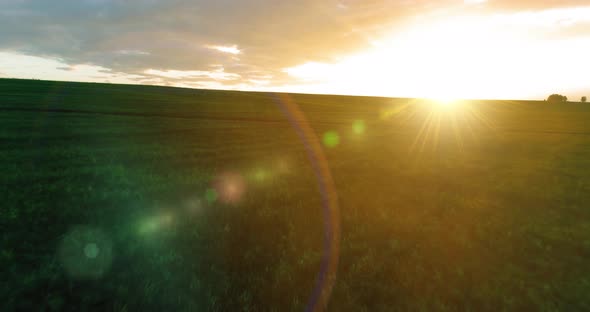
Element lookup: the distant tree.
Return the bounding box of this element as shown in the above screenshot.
[582,96,587,103]
[547,94,568,103]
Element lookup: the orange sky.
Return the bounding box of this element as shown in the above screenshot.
[1,0,589,100]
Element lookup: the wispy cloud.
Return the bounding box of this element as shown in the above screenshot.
[0,51,149,84]
[491,6,590,29]
[115,50,150,56]
[206,45,241,55]
[464,0,487,4]
[144,68,241,81]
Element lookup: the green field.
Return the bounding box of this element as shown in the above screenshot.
[2,78,590,311]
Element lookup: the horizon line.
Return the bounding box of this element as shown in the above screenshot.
[0,77,580,103]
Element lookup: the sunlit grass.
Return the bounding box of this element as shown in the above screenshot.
[4,79,590,311]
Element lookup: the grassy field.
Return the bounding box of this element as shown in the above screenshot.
[2,78,590,311]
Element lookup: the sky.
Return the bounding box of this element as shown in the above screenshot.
[0,0,589,100]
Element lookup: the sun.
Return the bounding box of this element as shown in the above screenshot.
[426,95,464,113]
[433,96,458,107]
[425,93,460,109]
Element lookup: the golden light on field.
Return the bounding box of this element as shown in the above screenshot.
[374,97,496,156]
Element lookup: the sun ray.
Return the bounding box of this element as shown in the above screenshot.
[465,105,499,137]
[450,110,465,152]
[409,109,435,156]
[433,111,442,152]
[400,108,419,127]
[461,109,479,143]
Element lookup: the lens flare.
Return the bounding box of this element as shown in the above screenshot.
[253,168,269,182]
[184,197,203,215]
[213,172,246,204]
[205,188,218,204]
[322,131,340,148]
[137,212,175,235]
[271,93,340,312]
[83,243,100,259]
[58,226,113,280]
[138,218,159,234]
[352,120,366,135]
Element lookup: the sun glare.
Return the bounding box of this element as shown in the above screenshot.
[432,97,458,108]
[424,97,460,113]
[283,16,517,98]
[283,9,590,100]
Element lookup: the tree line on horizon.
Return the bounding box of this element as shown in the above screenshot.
[547,94,587,103]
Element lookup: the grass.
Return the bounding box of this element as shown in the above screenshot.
[1,78,590,311]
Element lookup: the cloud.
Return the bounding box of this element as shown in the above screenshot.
[0,51,150,84]
[144,68,241,81]
[489,0,590,11]
[0,0,588,98]
[206,45,241,55]
[0,0,436,85]
[464,0,486,4]
[115,50,151,56]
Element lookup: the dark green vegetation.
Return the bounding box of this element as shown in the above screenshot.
[547,94,568,103]
[2,78,590,311]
